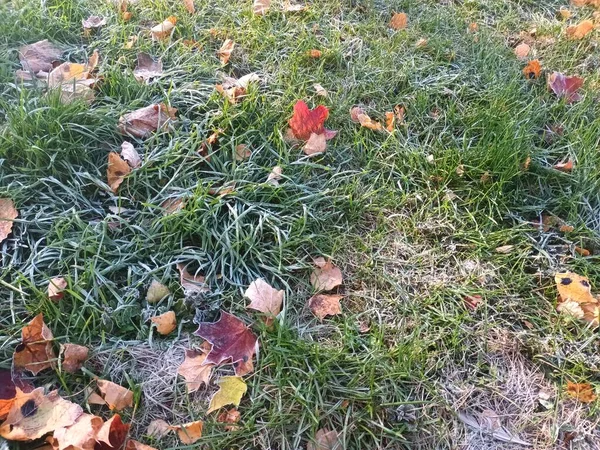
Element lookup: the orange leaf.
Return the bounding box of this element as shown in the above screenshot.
[96,380,134,411]
[385,111,395,131]
[566,20,594,39]
[95,414,130,450]
[554,158,574,172]
[0,198,18,244]
[514,43,530,59]
[183,0,195,14]
[389,12,407,30]
[575,246,591,256]
[52,413,103,450]
[150,17,176,40]
[177,349,214,392]
[173,420,203,444]
[555,272,596,304]
[150,311,177,335]
[308,294,344,321]
[60,343,89,374]
[107,152,131,193]
[13,314,56,375]
[566,381,597,403]
[523,60,541,79]
[126,440,158,450]
[217,408,241,430]
[308,49,322,58]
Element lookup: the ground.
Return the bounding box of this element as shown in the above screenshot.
[1,0,600,448]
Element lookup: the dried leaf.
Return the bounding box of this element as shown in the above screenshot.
[394,105,405,123]
[13,314,56,375]
[215,84,247,104]
[495,245,514,254]
[308,294,343,320]
[0,388,82,441]
[120,141,141,168]
[107,152,131,193]
[96,380,134,411]
[161,197,186,215]
[307,428,341,450]
[308,49,322,58]
[19,40,62,74]
[547,72,584,103]
[234,144,252,161]
[575,246,591,257]
[566,381,597,403]
[194,311,258,375]
[150,311,177,335]
[389,12,408,30]
[523,60,541,79]
[566,20,594,39]
[147,419,172,439]
[464,295,482,311]
[60,343,88,374]
[173,420,203,444]
[133,53,163,83]
[468,22,478,33]
[177,349,214,392]
[217,39,235,65]
[350,106,382,130]
[559,8,572,19]
[514,43,530,59]
[557,299,585,319]
[207,376,247,414]
[216,408,241,430]
[126,440,158,450]
[267,166,283,185]
[118,103,177,138]
[303,132,327,155]
[82,15,107,29]
[385,112,395,131]
[554,158,574,172]
[151,17,177,40]
[177,263,209,294]
[183,0,195,14]
[282,1,306,12]
[146,280,170,303]
[253,0,270,15]
[288,100,332,140]
[48,277,67,301]
[245,278,284,321]
[313,83,327,97]
[415,38,428,47]
[95,414,130,450]
[555,272,596,304]
[0,201,19,241]
[310,258,343,292]
[0,371,33,421]
[52,413,102,450]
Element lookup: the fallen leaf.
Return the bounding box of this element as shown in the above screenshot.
[122,10,132,21]
[282,1,306,12]
[310,258,343,292]
[0,371,33,421]
[95,379,134,410]
[177,263,209,294]
[556,299,585,319]
[303,132,327,155]
[523,60,541,79]
[350,106,382,130]
[464,294,482,311]
[151,16,177,40]
[245,278,284,322]
[160,197,186,215]
[47,277,67,301]
[82,15,106,30]
[52,413,102,450]
[389,12,408,30]
[13,314,56,375]
[307,428,341,450]
[234,144,252,161]
[118,103,177,138]
[207,376,247,413]
[547,72,584,103]
[415,38,428,47]
[183,0,195,14]
[468,22,478,33]
[147,419,172,439]
[174,420,203,444]
[308,294,343,320]
[514,43,530,59]
[216,408,241,430]
[566,381,597,403]
[313,83,327,97]
[217,39,235,65]
[554,158,574,172]
[133,53,163,83]
[150,311,177,335]
[19,40,62,74]
[0,388,82,441]
[107,152,131,193]
[124,35,138,49]
[0,198,18,244]
[267,166,283,185]
[385,112,395,131]
[60,343,88,374]
[177,349,214,392]
[567,20,594,39]
[480,171,492,183]
[575,246,591,256]
[194,311,258,375]
[215,84,247,104]
[118,142,141,170]
[146,280,170,303]
[95,414,130,450]
[288,100,334,140]
[308,49,322,58]
[394,105,405,123]
[495,245,514,254]
[253,0,270,15]
[559,8,572,19]
[555,272,596,304]
[559,224,575,232]
[126,440,158,450]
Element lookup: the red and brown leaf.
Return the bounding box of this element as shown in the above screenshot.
[13,314,56,375]
[95,414,130,450]
[547,72,584,103]
[288,100,334,141]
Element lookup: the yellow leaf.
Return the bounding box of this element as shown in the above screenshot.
[207,376,247,413]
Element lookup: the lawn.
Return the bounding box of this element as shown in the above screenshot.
[1,0,600,448]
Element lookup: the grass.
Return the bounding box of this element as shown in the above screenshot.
[1,0,600,448]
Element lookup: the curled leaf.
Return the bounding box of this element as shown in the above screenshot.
[120,141,141,168]
[48,277,67,301]
[95,380,134,411]
[253,0,270,15]
[151,17,177,40]
[82,15,107,30]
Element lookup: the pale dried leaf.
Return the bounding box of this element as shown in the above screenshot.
[146,280,170,303]
[120,142,141,168]
[303,132,327,155]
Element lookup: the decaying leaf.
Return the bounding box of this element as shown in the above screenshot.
[234,144,252,161]
[307,428,341,450]
[215,84,247,104]
[547,72,584,103]
[177,263,209,294]
[216,408,241,430]
[389,12,408,30]
[19,40,62,74]
[350,107,382,131]
[133,53,163,83]
[217,39,235,64]
[147,419,172,439]
[60,343,89,374]
[118,103,177,138]
[146,280,170,303]
[46,50,99,104]
[566,20,594,39]
[48,277,67,301]
[0,371,33,421]
[303,132,327,155]
[183,0,195,14]
[52,413,103,450]
[82,15,107,30]
[310,257,343,292]
[151,16,177,40]
[195,311,258,375]
[245,278,284,322]
[0,388,83,441]
[177,349,214,392]
[267,166,283,185]
[308,294,344,321]
[288,100,336,141]
[566,381,597,403]
[523,60,541,79]
[464,294,483,311]
[150,311,177,335]
[0,198,18,244]
[13,314,56,375]
[107,152,131,193]
[207,376,247,413]
[514,43,530,59]
[95,414,130,450]
[120,141,141,169]
[94,380,134,411]
[253,0,270,15]
[173,420,203,444]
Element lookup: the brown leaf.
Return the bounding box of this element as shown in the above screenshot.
[126,440,158,450]
[0,371,33,421]
[146,280,170,303]
[95,414,130,450]
[394,105,405,123]
[468,22,478,33]
[82,15,107,29]
[308,49,322,58]
[173,420,203,444]
[13,313,56,375]
[217,39,235,65]
[389,12,408,30]
[0,388,83,441]
[267,166,283,185]
[150,311,177,335]
[495,245,514,254]
[464,294,482,311]
[48,277,67,301]
[177,263,210,294]
[235,144,252,161]
[133,53,163,83]
[107,152,131,193]
[0,198,18,244]
[150,17,177,40]
[147,419,172,439]
[310,258,343,292]
[19,40,62,74]
[160,198,186,215]
[183,0,195,14]
[118,103,177,138]
[177,349,214,392]
[313,83,327,97]
[121,141,141,168]
[308,294,344,321]
[350,107,382,130]
[514,43,530,59]
[559,8,572,19]
[253,0,270,15]
[415,38,428,48]
[245,278,284,321]
[566,381,597,403]
[215,84,247,104]
[307,428,341,450]
[303,132,327,155]
[385,111,395,131]
[216,408,241,431]
[566,20,594,39]
[52,413,103,450]
[575,246,591,257]
[96,379,134,411]
[60,343,89,374]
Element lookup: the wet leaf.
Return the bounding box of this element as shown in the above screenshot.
[303,132,327,155]
[217,39,235,64]
[253,0,270,15]
[547,72,584,103]
[133,53,163,83]
[307,428,341,450]
[118,103,177,138]
[566,381,597,403]
[107,152,131,193]
[120,141,141,168]
[95,380,134,411]
[150,311,177,335]
[523,60,541,79]
[207,376,247,413]
[308,294,343,321]
[177,349,214,392]
[60,343,88,374]
[146,280,170,303]
[52,413,102,450]
[13,314,56,375]
[194,311,258,376]
[173,420,203,444]
[310,258,343,292]
[151,16,177,40]
[177,263,210,294]
[288,100,334,141]
[389,12,407,30]
[566,20,594,39]
[48,277,67,301]
[19,40,62,74]
[245,278,284,322]
[0,198,18,244]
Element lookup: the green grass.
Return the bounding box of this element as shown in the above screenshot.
[1,0,600,448]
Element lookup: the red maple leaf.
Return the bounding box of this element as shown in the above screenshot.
[194,311,258,375]
[547,72,584,103]
[288,100,331,140]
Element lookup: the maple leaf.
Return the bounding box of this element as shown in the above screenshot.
[207,376,247,413]
[0,388,83,441]
[389,12,408,30]
[60,343,89,374]
[0,198,18,244]
[307,428,341,450]
[19,40,62,74]
[0,371,33,421]
[118,103,177,138]
[217,39,235,65]
[146,279,170,303]
[566,20,594,39]
[95,414,130,450]
[133,53,163,84]
[52,413,103,450]
[177,349,214,392]
[288,100,334,141]
[523,60,541,79]
[48,277,67,301]
[566,381,597,403]
[547,72,584,103]
[92,380,134,411]
[151,17,177,40]
[13,313,56,375]
[107,152,131,193]
[245,278,284,324]
[308,294,344,321]
[150,311,177,335]
[253,0,271,15]
[310,257,343,292]
[194,311,258,375]
[514,43,530,59]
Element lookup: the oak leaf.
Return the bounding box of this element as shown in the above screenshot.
[566,381,597,403]
[95,414,130,450]
[389,12,407,30]
[308,294,343,320]
[207,376,247,413]
[52,413,103,450]
[118,103,177,138]
[173,420,203,444]
[48,277,67,301]
[547,72,584,103]
[288,100,334,141]
[146,280,170,303]
[0,198,18,244]
[307,428,341,450]
[150,311,177,335]
[19,40,62,74]
[194,311,258,375]
[107,152,131,193]
[60,343,89,374]
[13,313,56,375]
[133,53,163,83]
[177,349,214,392]
[523,60,541,79]
[94,379,134,411]
[566,20,594,39]
[245,278,284,322]
[310,258,343,292]
[217,39,235,65]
